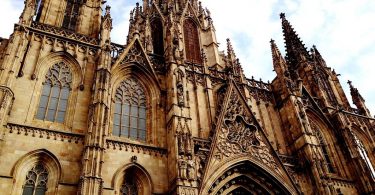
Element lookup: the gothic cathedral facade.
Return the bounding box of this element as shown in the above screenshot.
[0,0,374,194]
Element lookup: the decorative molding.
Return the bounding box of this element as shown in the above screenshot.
[30,22,99,45]
[6,123,84,144]
[105,138,167,157]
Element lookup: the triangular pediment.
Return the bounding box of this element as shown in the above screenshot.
[111,37,160,88]
[200,79,298,194]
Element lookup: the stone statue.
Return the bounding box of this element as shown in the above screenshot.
[187,156,196,180]
[178,156,187,179]
[175,69,185,107]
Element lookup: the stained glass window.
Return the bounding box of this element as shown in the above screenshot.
[36,62,72,123]
[150,18,164,56]
[22,164,48,195]
[184,19,201,64]
[113,78,147,142]
[62,0,85,31]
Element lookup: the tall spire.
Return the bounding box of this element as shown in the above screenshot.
[280,13,310,68]
[348,80,371,117]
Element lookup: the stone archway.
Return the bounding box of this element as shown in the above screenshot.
[208,161,292,195]
[112,163,153,195]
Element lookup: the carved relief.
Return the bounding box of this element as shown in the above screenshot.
[213,88,278,170]
[122,43,147,66]
[179,187,196,195]
[176,118,197,182]
[178,156,188,179]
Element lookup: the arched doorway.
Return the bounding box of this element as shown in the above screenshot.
[207,161,292,195]
[113,164,153,195]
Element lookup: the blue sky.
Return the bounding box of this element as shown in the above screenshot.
[1,0,375,114]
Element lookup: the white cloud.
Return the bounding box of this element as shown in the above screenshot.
[0,0,23,38]
[0,0,374,114]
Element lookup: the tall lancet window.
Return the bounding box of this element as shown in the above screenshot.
[34,0,43,22]
[312,123,335,173]
[36,62,72,123]
[150,18,164,56]
[183,19,201,64]
[113,78,147,142]
[62,0,84,31]
[353,133,375,179]
[22,164,49,195]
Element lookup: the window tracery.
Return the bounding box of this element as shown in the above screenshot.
[150,18,164,56]
[113,78,147,141]
[36,62,72,123]
[22,164,49,195]
[183,19,201,64]
[62,0,85,31]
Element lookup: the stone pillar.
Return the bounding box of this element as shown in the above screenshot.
[79,7,112,194]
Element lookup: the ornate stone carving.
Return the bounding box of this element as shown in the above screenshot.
[214,88,278,170]
[179,187,196,195]
[122,43,147,66]
[30,22,99,45]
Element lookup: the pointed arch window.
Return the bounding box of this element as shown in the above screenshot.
[34,0,43,22]
[113,78,147,141]
[22,164,49,195]
[62,0,85,31]
[36,62,72,123]
[353,133,375,179]
[315,130,335,173]
[311,123,335,173]
[150,18,164,56]
[183,19,201,64]
[121,170,138,195]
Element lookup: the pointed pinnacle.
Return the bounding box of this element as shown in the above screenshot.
[105,5,111,16]
[270,39,287,72]
[226,38,236,60]
[280,13,310,66]
[347,80,354,89]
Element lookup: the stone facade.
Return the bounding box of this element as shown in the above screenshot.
[0,0,374,194]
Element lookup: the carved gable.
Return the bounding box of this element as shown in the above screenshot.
[200,79,297,193]
[112,38,160,86]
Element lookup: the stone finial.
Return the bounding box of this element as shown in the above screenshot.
[280,12,286,20]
